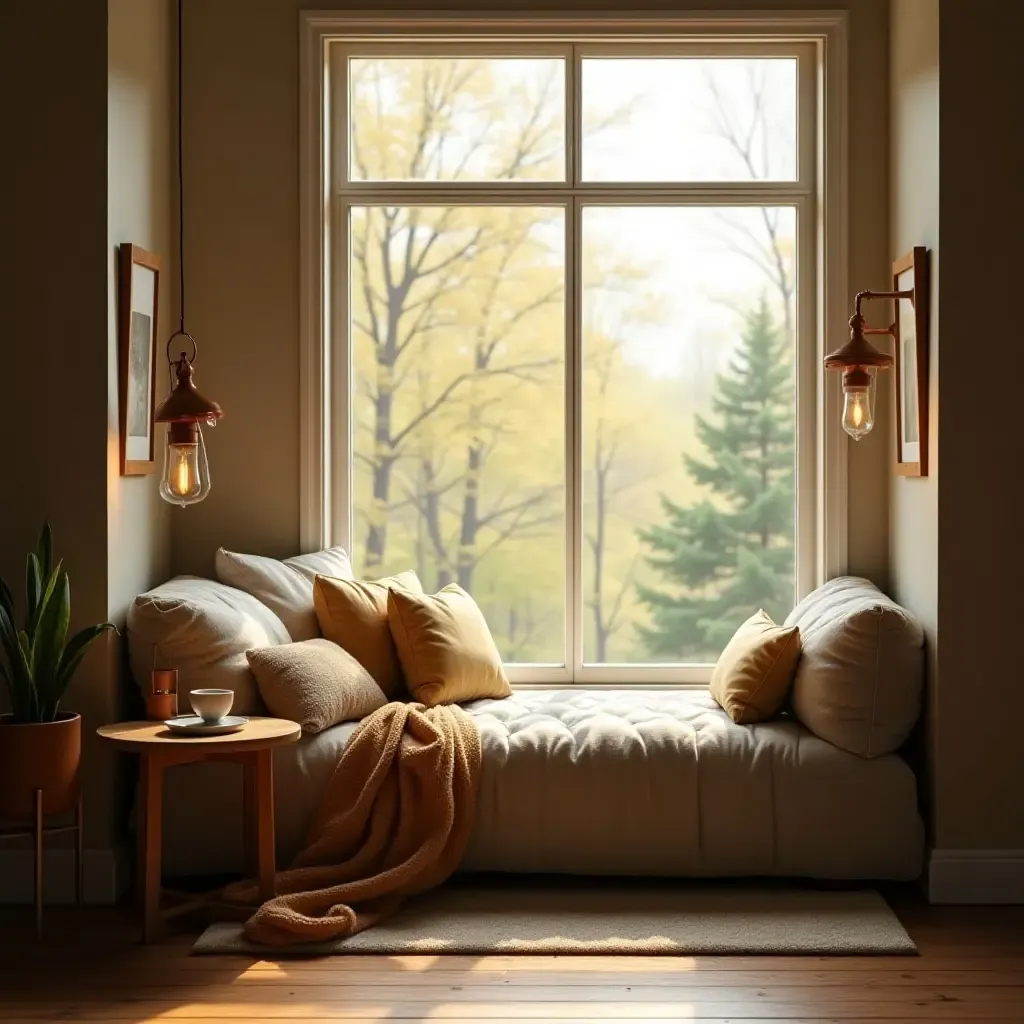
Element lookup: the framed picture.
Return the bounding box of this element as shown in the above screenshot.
[118,243,161,475]
[892,246,929,477]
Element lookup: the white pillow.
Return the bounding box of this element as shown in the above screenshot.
[128,576,290,716]
[785,576,924,758]
[215,546,353,641]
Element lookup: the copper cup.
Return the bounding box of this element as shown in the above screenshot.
[147,668,179,721]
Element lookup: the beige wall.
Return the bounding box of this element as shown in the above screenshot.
[106,0,175,843]
[174,0,892,585]
[0,0,172,859]
[935,0,1024,851]
[888,0,938,830]
[107,0,173,618]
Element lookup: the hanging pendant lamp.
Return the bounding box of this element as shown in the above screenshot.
[155,0,222,506]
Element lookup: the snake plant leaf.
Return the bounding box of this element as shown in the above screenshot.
[2,525,115,723]
[15,629,39,720]
[36,522,53,580]
[0,575,14,627]
[0,599,19,663]
[27,560,63,642]
[0,653,19,721]
[25,553,42,626]
[33,572,71,721]
[49,622,117,718]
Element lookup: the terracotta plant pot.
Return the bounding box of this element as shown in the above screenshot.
[0,712,82,819]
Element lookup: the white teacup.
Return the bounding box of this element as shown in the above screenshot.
[189,688,234,724]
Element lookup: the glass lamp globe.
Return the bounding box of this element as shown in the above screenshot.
[158,423,212,506]
[841,379,875,441]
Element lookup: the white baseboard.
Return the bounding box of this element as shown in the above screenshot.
[0,845,130,905]
[928,848,1024,904]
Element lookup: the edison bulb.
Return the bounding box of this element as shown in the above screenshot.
[159,425,212,506]
[841,385,874,441]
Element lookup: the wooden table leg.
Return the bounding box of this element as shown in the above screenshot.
[242,754,257,880]
[254,749,276,902]
[137,755,163,942]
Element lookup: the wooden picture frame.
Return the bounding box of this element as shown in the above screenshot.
[892,246,929,477]
[118,243,161,476]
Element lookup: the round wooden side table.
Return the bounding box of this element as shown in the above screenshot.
[97,717,300,942]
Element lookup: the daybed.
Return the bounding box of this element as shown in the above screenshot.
[126,562,925,881]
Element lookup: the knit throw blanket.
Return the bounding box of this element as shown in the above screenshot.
[226,701,482,946]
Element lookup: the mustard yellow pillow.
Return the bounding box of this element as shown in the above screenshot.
[387,584,512,707]
[312,571,422,698]
[710,610,801,724]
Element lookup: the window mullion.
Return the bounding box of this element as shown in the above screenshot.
[568,197,582,683]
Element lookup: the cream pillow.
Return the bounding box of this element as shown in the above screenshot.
[215,546,353,642]
[387,584,511,707]
[127,577,290,716]
[246,639,387,734]
[313,571,423,698]
[785,576,924,758]
[710,610,801,724]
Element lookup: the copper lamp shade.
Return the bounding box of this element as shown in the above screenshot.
[154,352,223,427]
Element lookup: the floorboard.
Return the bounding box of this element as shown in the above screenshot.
[1,890,1022,1022]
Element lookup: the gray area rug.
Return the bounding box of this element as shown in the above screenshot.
[194,885,916,955]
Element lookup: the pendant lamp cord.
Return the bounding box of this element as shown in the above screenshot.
[176,0,185,337]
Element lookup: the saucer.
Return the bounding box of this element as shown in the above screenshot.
[163,715,248,737]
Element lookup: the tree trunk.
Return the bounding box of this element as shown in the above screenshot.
[456,437,482,591]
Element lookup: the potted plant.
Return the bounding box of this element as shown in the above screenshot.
[0,524,116,819]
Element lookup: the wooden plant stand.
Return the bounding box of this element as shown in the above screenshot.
[0,792,83,937]
[96,717,300,942]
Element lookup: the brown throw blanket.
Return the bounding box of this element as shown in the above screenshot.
[226,701,481,946]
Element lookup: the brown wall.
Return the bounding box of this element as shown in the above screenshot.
[1,1,116,848]
[935,0,1024,850]
[173,0,892,587]
[0,0,173,866]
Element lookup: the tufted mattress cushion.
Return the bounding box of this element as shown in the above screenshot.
[157,689,923,880]
[458,689,923,879]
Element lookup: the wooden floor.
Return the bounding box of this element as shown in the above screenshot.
[1,893,1023,1022]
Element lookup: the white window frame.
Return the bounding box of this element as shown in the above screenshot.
[300,11,849,687]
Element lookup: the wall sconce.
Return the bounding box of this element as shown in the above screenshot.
[824,247,929,446]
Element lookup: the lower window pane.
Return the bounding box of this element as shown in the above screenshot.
[581,206,797,665]
[349,205,566,665]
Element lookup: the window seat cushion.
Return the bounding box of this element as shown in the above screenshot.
[153,687,923,880]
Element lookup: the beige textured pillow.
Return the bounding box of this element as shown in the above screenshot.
[710,610,801,724]
[216,546,353,641]
[246,639,387,734]
[785,576,924,758]
[387,584,512,707]
[313,571,423,698]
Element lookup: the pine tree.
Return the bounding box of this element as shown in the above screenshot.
[636,297,795,659]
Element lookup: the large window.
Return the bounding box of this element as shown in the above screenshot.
[308,23,840,684]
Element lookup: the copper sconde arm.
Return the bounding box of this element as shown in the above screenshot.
[824,288,916,387]
[853,289,915,337]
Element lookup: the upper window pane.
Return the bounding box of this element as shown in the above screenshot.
[581,58,797,182]
[349,57,566,182]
